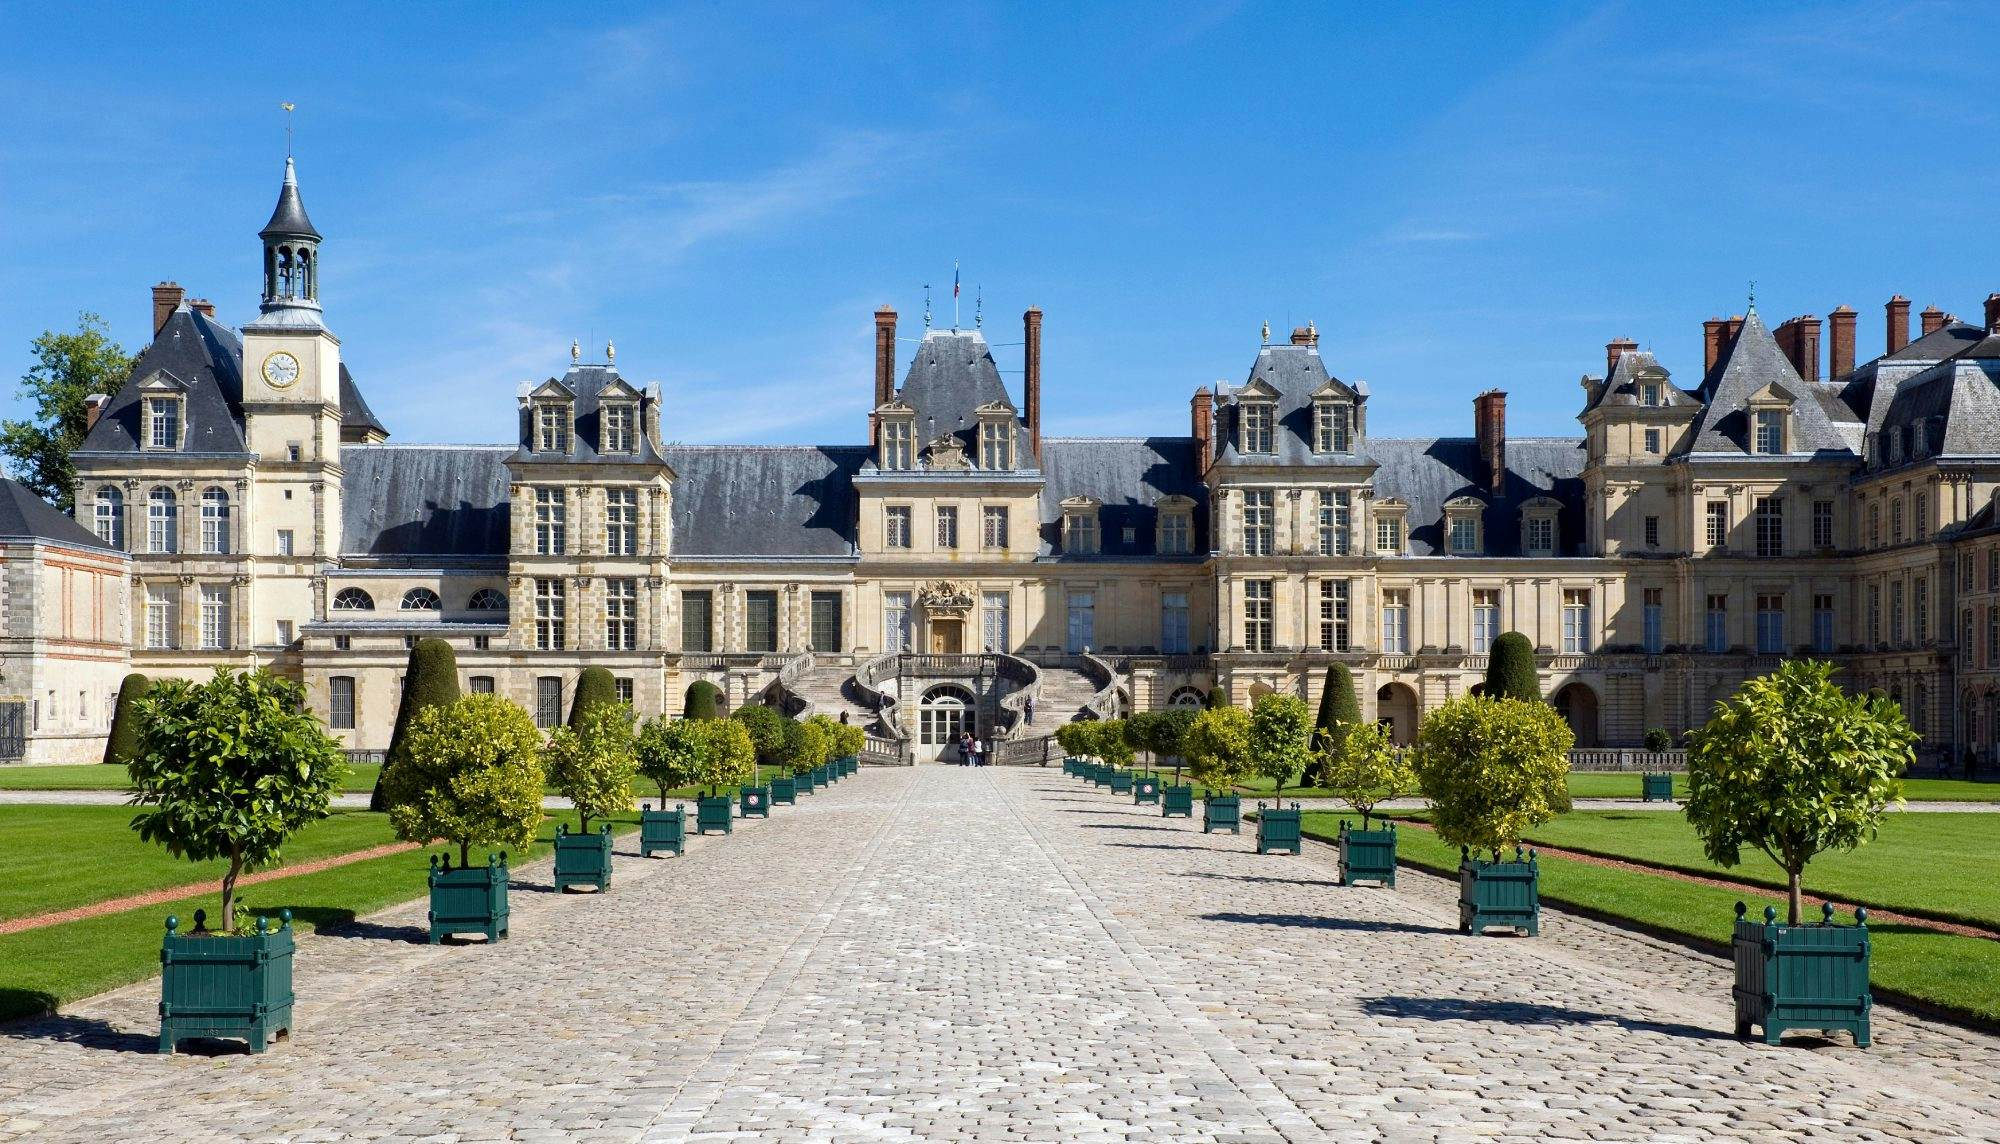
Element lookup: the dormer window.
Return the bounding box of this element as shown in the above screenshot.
[536,403,572,453]
[1641,382,1662,407]
[145,397,181,450]
[978,418,1015,469]
[879,410,915,471]
[1156,495,1195,556]
[1061,496,1101,555]
[1314,400,1352,453]
[600,403,636,454]
[1754,410,1784,454]
[1444,497,1484,555]
[1373,499,1407,555]
[1240,401,1276,454]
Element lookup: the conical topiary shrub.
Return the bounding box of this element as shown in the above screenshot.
[102,672,151,766]
[569,666,620,727]
[1308,663,1360,785]
[1206,685,1229,710]
[1483,631,1541,703]
[371,638,460,812]
[683,680,721,719]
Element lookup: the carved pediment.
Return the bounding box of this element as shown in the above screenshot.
[923,433,971,470]
[137,369,189,394]
[529,378,576,401]
[918,579,976,615]
[1236,377,1281,401]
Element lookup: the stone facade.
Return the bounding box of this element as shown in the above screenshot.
[0,482,131,763]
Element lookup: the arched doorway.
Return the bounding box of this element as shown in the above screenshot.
[1376,683,1419,746]
[918,684,974,763]
[1553,682,1600,748]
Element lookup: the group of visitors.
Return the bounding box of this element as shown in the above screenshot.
[956,730,987,766]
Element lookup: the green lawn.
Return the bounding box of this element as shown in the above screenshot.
[1233,770,2000,803]
[0,763,383,793]
[0,808,646,1023]
[1300,811,2000,1026]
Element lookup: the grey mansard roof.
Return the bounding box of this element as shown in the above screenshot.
[893,329,1021,456]
[339,364,386,438]
[341,445,512,558]
[77,307,249,456]
[1582,349,1696,413]
[1038,437,1209,557]
[662,445,868,558]
[513,363,669,466]
[1364,437,1588,557]
[1686,309,1860,457]
[0,477,117,551]
[1212,342,1366,467]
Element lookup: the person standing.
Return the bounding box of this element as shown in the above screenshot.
[973,734,986,767]
[1024,696,1035,725]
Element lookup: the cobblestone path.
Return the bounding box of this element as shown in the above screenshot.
[2,767,1998,1142]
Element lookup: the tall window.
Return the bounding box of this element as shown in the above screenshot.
[1964,553,1976,592]
[1376,516,1402,555]
[536,405,569,453]
[1066,510,1100,555]
[1915,492,1929,541]
[885,506,911,549]
[1754,496,1783,557]
[1867,583,1881,646]
[145,584,177,649]
[1705,502,1728,549]
[1242,580,1272,653]
[534,488,566,555]
[1754,409,1784,454]
[1561,589,1591,654]
[979,421,1014,469]
[1890,579,1905,644]
[615,678,634,705]
[1643,427,1662,454]
[1706,594,1728,653]
[1890,497,1904,545]
[745,590,778,653]
[1449,516,1478,554]
[1640,383,1661,406]
[935,506,959,549]
[536,677,562,728]
[880,419,913,470]
[94,487,124,549]
[146,397,179,449]
[1812,500,1835,549]
[276,529,295,556]
[1241,403,1274,454]
[1756,594,1785,654]
[198,488,230,554]
[884,592,912,652]
[1314,400,1351,453]
[1319,491,1351,556]
[605,578,637,651]
[1380,589,1409,655]
[811,591,842,653]
[1242,491,1274,556]
[1988,548,1998,593]
[1525,517,1555,556]
[982,592,1010,653]
[1642,588,1664,654]
[1160,591,1189,654]
[600,404,634,453]
[982,506,1009,550]
[1643,515,1660,548]
[1319,580,1351,652]
[1914,575,1930,643]
[534,578,565,650]
[147,487,178,554]
[681,590,713,652]
[1813,594,1835,653]
[1989,607,1999,666]
[1066,591,1096,654]
[329,677,356,730]
[199,584,231,649]
[1159,510,1191,555]
[1472,588,1500,654]
[605,488,638,555]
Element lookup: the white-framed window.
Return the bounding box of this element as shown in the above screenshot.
[605,488,638,555]
[536,404,570,453]
[1240,402,1275,454]
[1754,496,1783,557]
[93,487,124,549]
[1706,502,1729,549]
[1065,508,1100,555]
[401,587,440,610]
[1158,510,1192,555]
[1915,492,1929,541]
[606,578,637,651]
[1160,590,1190,654]
[1641,383,1661,407]
[1375,515,1403,555]
[1242,490,1274,556]
[534,487,566,555]
[1754,409,1784,454]
[1242,580,1272,653]
[982,591,1010,653]
[615,678,634,705]
[276,529,295,557]
[469,587,507,611]
[1066,591,1096,654]
[328,677,355,730]
[1449,515,1478,555]
[1314,400,1351,453]
[681,589,713,652]
[1706,593,1728,652]
[982,506,1009,550]
[880,418,914,471]
[1561,589,1591,654]
[1757,594,1786,654]
[1813,594,1835,653]
[276,619,294,646]
[885,506,911,549]
[979,420,1014,469]
[600,403,635,454]
[1868,503,1880,548]
[936,505,959,549]
[1472,588,1500,654]
[332,587,374,611]
[145,584,177,649]
[1319,579,1350,652]
[1891,497,1904,545]
[1525,516,1555,556]
[1643,516,1659,548]
[199,584,232,650]
[1642,588,1663,654]
[535,577,565,650]
[146,487,178,554]
[1319,490,1351,556]
[884,591,912,653]
[1643,427,1662,454]
[145,397,180,450]
[1380,590,1410,655]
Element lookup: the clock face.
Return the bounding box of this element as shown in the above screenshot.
[262,352,301,388]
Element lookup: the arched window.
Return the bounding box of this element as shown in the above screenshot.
[199,487,230,554]
[93,486,124,549]
[332,587,375,611]
[1167,686,1206,709]
[401,587,441,610]
[146,487,177,554]
[467,588,507,611]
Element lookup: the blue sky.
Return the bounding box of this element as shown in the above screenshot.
[2,1,1996,454]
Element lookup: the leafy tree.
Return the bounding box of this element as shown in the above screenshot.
[102,672,151,766]
[1308,664,1360,785]
[1125,708,1199,783]
[683,680,721,719]
[1684,659,1912,923]
[381,694,546,867]
[1320,720,1414,828]
[126,669,346,932]
[1643,727,1673,755]
[1054,720,1096,760]
[1483,632,1541,702]
[1412,694,1573,856]
[568,666,620,728]
[0,314,132,512]
[543,700,638,832]
[1092,719,1134,768]
[804,713,849,763]
[635,716,704,802]
[1184,705,1251,794]
[826,720,865,761]
[1206,686,1228,710]
[372,638,460,812]
[731,704,787,781]
[1247,693,1314,802]
[781,717,829,775]
[695,718,756,796]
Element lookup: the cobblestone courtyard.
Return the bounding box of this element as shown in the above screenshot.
[3,767,1998,1142]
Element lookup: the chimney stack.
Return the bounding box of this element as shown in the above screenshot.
[190,298,215,319]
[1605,336,1639,379]
[1474,390,1507,493]
[1703,318,1726,374]
[1985,293,2000,334]
[1886,295,1910,354]
[1023,307,1043,462]
[1289,325,1316,346]
[871,306,896,447]
[1773,315,1822,382]
[1829,305,1857,377]
[83,394,111,431]
[1190,386,1213,473]
[1921,305,1947,337]
[151,282,183,336]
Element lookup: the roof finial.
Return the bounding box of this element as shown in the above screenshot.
[570,339,580,364]
[975,284,983,329]
[1747,279,1757,315]
[606,340,616,363]
[1261,319,1271,345]
[922,283,932,329]
[281,101,294,159]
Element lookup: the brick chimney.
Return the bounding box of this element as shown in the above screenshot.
[873,306,897,408]
[83,394,111,431]
[1773,315,1822,382]
[1829,305,1857,377]
[1886,295,1910,354]
[1703,318,1726,374]
[1289,325,1315,346]
[190,298,215,319]
[1190,386,1213,472]
[1605,337,1639,378]
[151,282,183,336]
[1921,305,1947,337]
[1474,390,1506,493]
[1986,293,2000,334]
[1023,307,1043,462]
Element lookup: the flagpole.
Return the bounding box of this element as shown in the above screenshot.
[953,260,961,330]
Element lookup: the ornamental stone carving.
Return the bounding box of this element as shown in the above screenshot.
[917,579,976,616]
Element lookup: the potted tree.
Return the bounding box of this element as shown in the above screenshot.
[831,722,865,775]
[101,671,150,766]
[1055,722,1097,782]
[1641,726,1675,801]
[695,718,756,834]
[634,715,700,857]
[1684,659,1910,1046]
[380,694,546,943]
[806,714,846,785]
[1411,694,1573,935]
[1122,713,1163,805]
[129,669,346,1054]
[1185,704,1251,833]
[775,717,828,815]
[1138,708,1198,817]
[370,638,459,812]
[730,704,784,811]
[1248,693,1313,855]
[1322,720,1414,887]
[542,700,637,891]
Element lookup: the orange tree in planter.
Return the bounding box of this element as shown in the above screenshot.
[381,694,545,868]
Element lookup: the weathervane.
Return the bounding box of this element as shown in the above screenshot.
[1748,279,1757,313]
[281,101,295,158]
[975,284,983,329]
[922,283,932,329]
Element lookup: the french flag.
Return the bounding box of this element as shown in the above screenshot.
[953,263,960,299]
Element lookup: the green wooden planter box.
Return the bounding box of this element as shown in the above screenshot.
[770,776,797,804]
[1161,784,1194,818]
[1732,902,1872,1047]
[1337,820,1397,887]
[1203,794,1241,834]
[696,795,734,835]
[740,784,771,818]
[795,768,817,794]
[1081,762,1101,785]
[159,909,294,1054]
[1064,758,1081,778]
[1132,775,1161,805]
[1458,848,1539,935]
[1256,804,1302,854]
[1641,773,1675,802]
[812,764,832,785]
[1108,770,1133,795]
[640,804,686,857]
[428,853,509,944]
[553,823,613,892]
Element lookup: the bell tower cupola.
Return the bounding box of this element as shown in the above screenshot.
[258,157,322,317]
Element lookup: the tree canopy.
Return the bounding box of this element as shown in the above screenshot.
[781,717,829,775]
[694,718,757,795]
[1308,664,1361,785]
[1318,720,1413,828]
[1411,694,1573,854]
[1247,693,1314,801]
[1184,705,1252,792]
[1482,632,1541,702]
[543,699,638,831]
[731,704,788,778]
[374,638,460,812]
[635,716,704,802]
[1,314,132,512]
[380,694,546,866]
[1125,708,1198,781]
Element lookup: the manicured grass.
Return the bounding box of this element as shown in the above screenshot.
[0,808,645,1023]
[1300,811,2000,1026]
[1565,773,2000,802]
[0,763,383,793]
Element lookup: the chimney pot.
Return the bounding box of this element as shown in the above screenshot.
[1921,305,1947,337]
[1023,307,1043,463]
[1773,315,1822,383]
[1829,305,1857,377]
[1605,336,1639,379]
[1703,318,1726,373]
[150,281,184,337]
[1887,295,1911,354]
[1985,293,2000,334]
[1474,390,1507,493]
[83,394,111,431]
[191,298,215,318]
[1289,326,1313,346]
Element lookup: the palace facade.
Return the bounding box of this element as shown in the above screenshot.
[20,159,2000,767]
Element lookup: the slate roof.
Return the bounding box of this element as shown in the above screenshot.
[1686,309,1860,457]
[662,445,867,558]
[513,363,669,466]
[1038,437,1208,557]
[341,445,512,558]
[76,306,249,456]
[259,158,319,240]
[1364,437,1588,557]
[1582,349,1695,412]
[1213,343,1365,466]
[339,364,387,438]
[0,477,117,551]
[1884,320,1987,362]
[893,329,1021,457]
